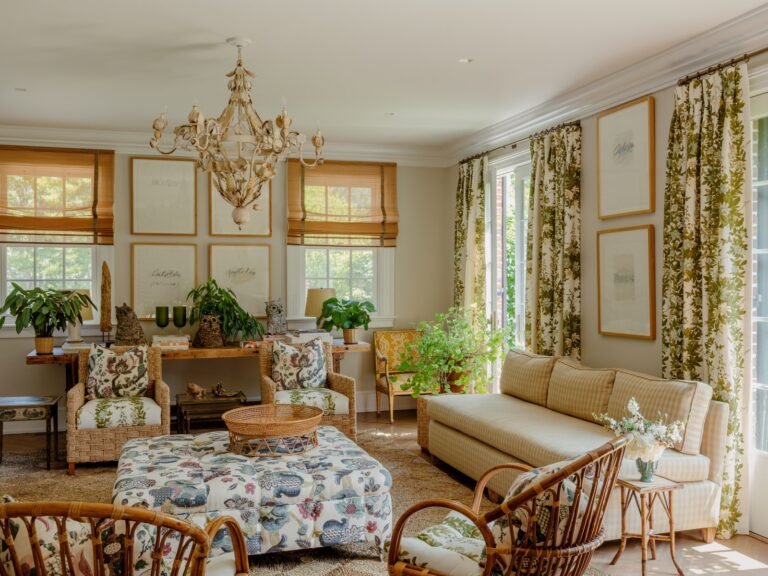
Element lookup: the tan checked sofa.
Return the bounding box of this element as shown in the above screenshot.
[417,349,728,543]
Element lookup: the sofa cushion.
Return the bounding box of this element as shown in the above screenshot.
[274,387,350,415]
[499,349,556,406]
[546,358,615,424]
[619,450,709,483]
[608,370,712,455]
[76,397,162,430]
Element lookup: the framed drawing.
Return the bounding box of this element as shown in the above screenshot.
[209,176,271,236]
[209,244,271,317]
[597,225,655,339]
[131,157,197,235]
[597,96,654,219]
[131,243,198,320]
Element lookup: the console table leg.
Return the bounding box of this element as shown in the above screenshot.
[45,416,51,470]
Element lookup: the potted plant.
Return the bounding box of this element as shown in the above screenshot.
[0,284,96,354]
[318,298,375,344]
[187,279,264,347]
[396,306,506,395]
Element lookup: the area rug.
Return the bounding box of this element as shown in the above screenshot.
[0,429,609,575]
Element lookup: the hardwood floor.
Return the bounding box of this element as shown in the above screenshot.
[4,410,768,574]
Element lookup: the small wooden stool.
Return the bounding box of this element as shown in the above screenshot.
[610,475,684,576]
[0,395,61,470]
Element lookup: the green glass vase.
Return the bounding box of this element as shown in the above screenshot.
[636,458,657,483]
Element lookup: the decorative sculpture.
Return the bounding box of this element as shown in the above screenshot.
[265,299,287,335]
[186,382,206,399]
[114,303,146,346]
[100,261,112,342]
[192,314,225,348]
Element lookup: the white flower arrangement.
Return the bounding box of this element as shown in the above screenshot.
[595,398,684,462]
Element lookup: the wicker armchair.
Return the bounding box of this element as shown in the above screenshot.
[0,500,248,576]
[67,347,170,475]
[260,342,357,441]
[387,435,630,576]
[373,329,421,423]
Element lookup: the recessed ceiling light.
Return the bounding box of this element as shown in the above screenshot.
[14,87,27,92]
[458,58,474,64]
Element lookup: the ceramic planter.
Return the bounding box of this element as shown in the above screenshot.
[343,328,359,344]
[35,336,54,355]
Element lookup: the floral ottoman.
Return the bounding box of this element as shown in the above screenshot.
[113,426,393,556]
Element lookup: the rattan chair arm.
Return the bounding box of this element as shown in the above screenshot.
[155,379,171,429]
[327,372,356,416]
[204,515,250,575]
[67,383,86,425]
[471,462,533,512]
[387,499,495,576]
[260,375,277,405]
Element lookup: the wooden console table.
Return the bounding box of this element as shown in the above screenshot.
[26,340,371,390]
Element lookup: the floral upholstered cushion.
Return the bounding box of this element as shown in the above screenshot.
[274,387,350,415]
[388,511,487,576]
[76,397,161,430]
[271,338,326,390]
[87,344,149,399]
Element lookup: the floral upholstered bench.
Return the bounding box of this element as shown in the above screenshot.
[112,426,393,556]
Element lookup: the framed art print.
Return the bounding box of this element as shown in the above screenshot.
[597,225,655,339]
[131,243,197,319]
[597,96,654,219]
[131,157,197,235]
[209,244,270,317]
[209,176,271,236]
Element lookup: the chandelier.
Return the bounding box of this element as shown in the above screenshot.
[149,37,325,228]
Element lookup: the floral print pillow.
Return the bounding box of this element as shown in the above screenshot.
[87,344,149,399]
[271,338,326,391]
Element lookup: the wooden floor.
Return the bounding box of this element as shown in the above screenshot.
[5,410,768,575]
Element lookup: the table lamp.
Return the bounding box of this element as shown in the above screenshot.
[305,288,336,323]
[66,289,94,344]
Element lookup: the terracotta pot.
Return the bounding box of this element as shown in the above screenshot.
[35,336,54,355]
[342,328,359,344]
[443,370,468,394]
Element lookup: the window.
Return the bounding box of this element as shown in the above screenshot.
[305,247,376,302]
[753,97,768,452]
[1,244,94,298]
[490,160,530,346]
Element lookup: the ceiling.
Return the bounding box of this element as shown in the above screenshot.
[1,0,766,153]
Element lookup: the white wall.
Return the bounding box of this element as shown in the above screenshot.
[0,158,454,432]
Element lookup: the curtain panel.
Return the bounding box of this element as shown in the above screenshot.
[661,63,751,538]
[525,124,582,359]
[453,156,487,318]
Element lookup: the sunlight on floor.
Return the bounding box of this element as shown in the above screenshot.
[686,542,768,573]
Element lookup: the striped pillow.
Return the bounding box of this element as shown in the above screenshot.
[546,358,616,424]
[499,349,556,406]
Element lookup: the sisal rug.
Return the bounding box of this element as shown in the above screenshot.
[0,429,608,576]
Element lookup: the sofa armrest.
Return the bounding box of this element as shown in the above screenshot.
[328,372,356,416]
[261,375,278,405]
[67,383,86,426]
[700,399,729,485]
[154,379,171,432]
[416,395,430,451]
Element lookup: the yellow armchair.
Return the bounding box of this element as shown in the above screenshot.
[373,329,420,423]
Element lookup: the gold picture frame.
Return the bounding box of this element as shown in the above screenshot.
[130,242,198,320]
[208,243,271,318]
[130,156,198,235]
[209,175,272,237]
[597,96,655,219]
[597,225,655,340]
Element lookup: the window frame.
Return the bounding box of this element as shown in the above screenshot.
[286,245,395,328]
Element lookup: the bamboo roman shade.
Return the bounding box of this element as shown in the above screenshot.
[0,145,115,244]
[286,159,398,246]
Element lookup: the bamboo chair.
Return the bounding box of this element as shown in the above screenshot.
[0,500,249,576]
[260,342,357,440]
[387,435,630,576]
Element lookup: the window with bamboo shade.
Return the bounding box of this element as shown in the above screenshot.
[0,145,115,245]
[286,159,398,247]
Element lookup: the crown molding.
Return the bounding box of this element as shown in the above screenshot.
[443,4,768,166]
[0,124,448,167]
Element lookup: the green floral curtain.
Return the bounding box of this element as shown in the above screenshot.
[662,63,750,539]
[453,156,487,318]
[525,124,582,358]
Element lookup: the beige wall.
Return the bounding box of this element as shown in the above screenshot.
[1,158,454,432]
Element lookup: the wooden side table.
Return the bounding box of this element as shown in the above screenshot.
[0,395,61,470]
[176,392,247,434]
[610,475,684,576]
[26,348,79,391]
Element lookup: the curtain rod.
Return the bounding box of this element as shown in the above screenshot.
[458,121,580,165]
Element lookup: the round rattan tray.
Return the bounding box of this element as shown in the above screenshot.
[223,404,323,457]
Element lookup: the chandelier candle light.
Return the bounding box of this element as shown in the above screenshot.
[150,37,325,228]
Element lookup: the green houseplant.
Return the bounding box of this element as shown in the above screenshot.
[396,306,507,395]
[0,284,96,354]
[187,279,264,346]
[318,298,375,344]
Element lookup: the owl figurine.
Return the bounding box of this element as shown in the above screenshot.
[265,299,287,335]
[114,303,147,345]
[193,314,225,348]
